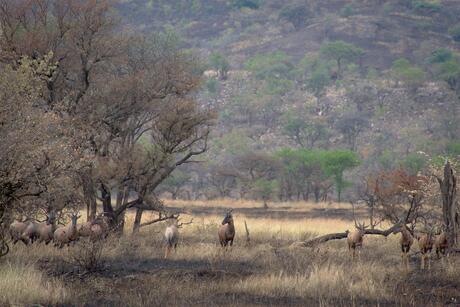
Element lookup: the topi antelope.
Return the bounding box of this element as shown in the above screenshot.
[417,232,434,270]
[53,213,81,248]
[434,229,448,259]
[22,211,56,245]
[347,221,368,259]
[347,202,368,259]
[164,220,179,259]
[9,217,32,245]
[218,210,235,248]
[399,224,414,269]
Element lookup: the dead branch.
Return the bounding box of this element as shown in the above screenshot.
[177,218,194,228]
[139,214,178,228]
[293,224,401,248]
[244,220,250,244]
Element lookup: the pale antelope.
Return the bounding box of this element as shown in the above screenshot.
[347,221,368,259]
[9,217,32,245]
[53,213,81,248]
[399,224,414,269]
[347,202,368,259]
[218,210,235,247]
[22,211,56,245]
[164,220,179,259]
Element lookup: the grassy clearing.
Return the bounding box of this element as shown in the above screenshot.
[2,200,460,306]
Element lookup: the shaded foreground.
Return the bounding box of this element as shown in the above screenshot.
[1,201,460,306]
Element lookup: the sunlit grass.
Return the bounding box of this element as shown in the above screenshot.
[0,260,67,305]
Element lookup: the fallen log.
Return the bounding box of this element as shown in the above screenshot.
[293,224,401,248]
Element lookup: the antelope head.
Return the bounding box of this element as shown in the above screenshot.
[222,209,233,225]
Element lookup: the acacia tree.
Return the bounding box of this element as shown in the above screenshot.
[0,0,214,235]
[320,41,364,79]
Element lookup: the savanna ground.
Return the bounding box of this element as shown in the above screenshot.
[2,200,460,306]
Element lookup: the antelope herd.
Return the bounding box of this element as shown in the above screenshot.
[8,207,451,270]
[8,211,109,248]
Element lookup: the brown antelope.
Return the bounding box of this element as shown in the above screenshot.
[218,210,235,248]
[399,224,414,269]
[417,231,434,270]
[164,220,179,259]
[434,229,448,259]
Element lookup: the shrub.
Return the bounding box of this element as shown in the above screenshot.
[67,238,105,273]
[279,4,310,29]
[448,24,460,42]
[340,4,354,17]
[402,152,427,175]
[411,0,442,12]
[426,48,453,64]
[391,58,425,88]
[231,0,261,9]
[446,142,460,156]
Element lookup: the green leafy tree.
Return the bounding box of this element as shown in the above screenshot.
[282,111,329,148]
[245,52,294,95]
[320,41,364,78]
[251,179,278,206]
[276,149,330,201]
[321,150,360,202]
[391,58,425,89]
[209,52,230,80]
[402,153,427,175]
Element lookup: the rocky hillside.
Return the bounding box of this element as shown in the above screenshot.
[117,0,460,200]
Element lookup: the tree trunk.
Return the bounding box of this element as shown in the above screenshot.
[82,172,97,221]
[132,208,143,233]
[437,161,458,247]
[115,186,128,235]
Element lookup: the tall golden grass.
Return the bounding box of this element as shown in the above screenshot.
[1,199,458,306]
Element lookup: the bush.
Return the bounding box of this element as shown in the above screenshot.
[209,52,230,80]
[402,152,427,175]
[279,4,310,29]
[411,0,442,12]
[391,58,425,88]
[448,24,460,42]
[426,48,453,64]
[67,238,105,273]
[446,142,460,156]
[340,4,354,17]
[231,0,261,9]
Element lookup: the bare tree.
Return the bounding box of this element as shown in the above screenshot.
[435,160,458,246]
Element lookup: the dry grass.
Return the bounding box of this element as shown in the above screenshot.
[165,198,354,211]
[0,260,67,305]
[2,200,460,306]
